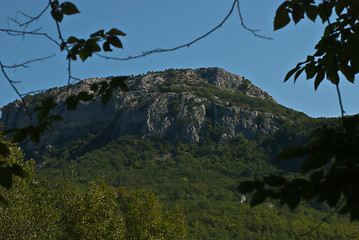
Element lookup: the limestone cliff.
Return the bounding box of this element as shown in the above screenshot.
[1,67,295,151]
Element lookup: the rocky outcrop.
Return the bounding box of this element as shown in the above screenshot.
[1,67,283,151]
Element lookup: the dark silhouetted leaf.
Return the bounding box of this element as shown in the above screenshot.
[108,28,126,36]
[51,10,63,22]
[0,195,8,207]
[90,30,105,38]
[284,66,300,82]
[11,164,28,178]
[292,4,305,24]
[0,167,12,189]
[108,36,123,48]
[278,147,307,160]
[263,175,288,187]
[237,181,256,193]
[103,41,111,52]
[66,95,79,110]
[101,89,113,105]
[47,115,63,122]
[110,76,129,92]
[0,142,10,157]
[314,68,325,90]
[294,68,304,82]
[274,7,290,30]
[30,131,40,144]
[12,129,27,143]
[38,109,50,122]
[61,2,80,15]
[67,36,79,43]
[306,5,317,22]
[78,91,94,101]
[250,189,272,207]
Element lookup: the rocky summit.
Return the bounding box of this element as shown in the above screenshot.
[1,67,300,151]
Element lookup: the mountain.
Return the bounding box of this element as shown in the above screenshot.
[1,68,355,239]
[1,67,305,152]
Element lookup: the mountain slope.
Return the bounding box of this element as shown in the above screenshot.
[2,68,355,239]
[1,67,306,152]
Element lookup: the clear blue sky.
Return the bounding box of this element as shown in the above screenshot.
[1,0,358,118]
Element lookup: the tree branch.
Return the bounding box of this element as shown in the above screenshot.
[2,54,56,69]
[7,3,51,28]
[236,2,273,40]
[0,28,60,46]
[0,61,33,124]
[96,0,272,61]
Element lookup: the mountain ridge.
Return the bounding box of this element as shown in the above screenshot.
[1,67,306,152]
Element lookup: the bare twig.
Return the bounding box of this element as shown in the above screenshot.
[0,61,33,124]
[236,2,273,40]
[97,0,271,61]
[2,54,56,69]
[8,3,51,28]
[301,199,344,237]
[322,1,345,117]
[0,28,60,46]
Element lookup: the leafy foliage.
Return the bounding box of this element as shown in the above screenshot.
[0,158,187,239]
[239,0,359,223]
[276,0,359,88]
[34,130,359,238]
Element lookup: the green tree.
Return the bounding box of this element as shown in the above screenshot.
[0,158,187,239]
[238,0,359,224]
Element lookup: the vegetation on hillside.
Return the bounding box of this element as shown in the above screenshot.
[33,118,358,239]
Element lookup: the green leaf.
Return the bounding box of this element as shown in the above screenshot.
[278,147,307,160]
[103,41,112,52]
[90,83,99,93]
[317,2,332,23]
[47,115,63,122]
[101,89,113,105]
[0,166,13,189]
[294,68,304,82]
[263,175,288,187]
[284,66,300,82]
[67,36,79,44]
[11,164,28,178]
[30,131,41,144]
[51,10,64,22]
[314,68,325,90]
[61,2,80,15]
[335,1,345,16]
[90,30,105,38]
[79,51,89,62]
[110,76,129,91]
[12,129,27,143]
[60,42,66,51]
[286,193,301,210]
[301,154,330,173]
[292,4,305,24]
[38,109,50,122]
[237,181,256,193]
[108,28,126,36]
[250,189,272,207]
[306,5,317,22]
[0,142,10,157]
[305,62,317,79]
[340,64,355,83]
[0,195,8,207]
[78,91,94,101]
[274,8,291,31]
[107,36,123,48]
[66,95,79,110]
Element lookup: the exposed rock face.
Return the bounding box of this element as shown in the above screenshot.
[1,67,282,151]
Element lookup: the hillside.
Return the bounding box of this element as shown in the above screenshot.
[1,67,305,152]
[1,68,357,239]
